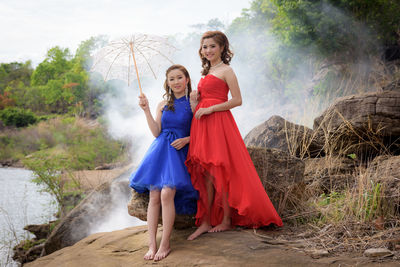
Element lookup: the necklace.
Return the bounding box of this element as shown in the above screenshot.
[210,61,223,69]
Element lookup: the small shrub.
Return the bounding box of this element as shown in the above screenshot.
[0,107,37,127]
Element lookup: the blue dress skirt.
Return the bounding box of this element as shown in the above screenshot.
[129,96,198,215]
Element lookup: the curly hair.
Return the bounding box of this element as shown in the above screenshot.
[199,31,234,76]
[163,64,192,111]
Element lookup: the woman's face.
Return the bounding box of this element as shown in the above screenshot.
[167,69,188,97]
[201,37,224,63]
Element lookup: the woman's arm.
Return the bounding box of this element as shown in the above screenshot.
[139,94,165,137]
[194,67,242,119]
[170,136,190,150]
[190,90,199,112]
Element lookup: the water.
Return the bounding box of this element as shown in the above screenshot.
[0,168,57,267]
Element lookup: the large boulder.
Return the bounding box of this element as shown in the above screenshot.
[247,147,305,215]
[313,91,400,157]
[127,191,195,229]
[43,180,132,256]
[244,115,323,158]
[304,157,358,193]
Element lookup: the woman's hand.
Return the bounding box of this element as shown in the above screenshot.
[190,90,200,102]
[138,94,149,111]
[170,137,189,150]
[195,107,213,119]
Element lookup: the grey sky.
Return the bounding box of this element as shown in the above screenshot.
[0,0,251,65]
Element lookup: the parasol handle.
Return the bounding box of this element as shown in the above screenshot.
[129,42,143,95]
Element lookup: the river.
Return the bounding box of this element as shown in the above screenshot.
[0,168,57,267]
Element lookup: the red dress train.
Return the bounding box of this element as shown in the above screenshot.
[185,74,283,228]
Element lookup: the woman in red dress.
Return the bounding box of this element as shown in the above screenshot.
[186,31,283,240]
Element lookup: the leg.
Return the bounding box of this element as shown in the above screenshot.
[209,191,232,232]
[187,174,214,240]
[144,190,160,260]
[154,187,176,261]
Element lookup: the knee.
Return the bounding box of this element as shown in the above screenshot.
[149,191,161,206]
[160,187,176,204]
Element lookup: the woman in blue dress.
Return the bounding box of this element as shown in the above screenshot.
[129,64,198,261]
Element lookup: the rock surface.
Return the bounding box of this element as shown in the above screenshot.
[244,115,323,158]
[304,157,357,193]
[307,249,330,259]
[127,190,195,229]
[13,242,45,264]
[43,180,132,256]
[364,248,394,258]
[247,147,305,215]
[313,91,400,156]
[24,224,51,240]
[25,226,399,267]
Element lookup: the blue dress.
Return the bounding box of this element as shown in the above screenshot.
[129,96,198,215]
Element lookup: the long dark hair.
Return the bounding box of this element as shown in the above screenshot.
[199,31,233,76]
[163,64,192,111]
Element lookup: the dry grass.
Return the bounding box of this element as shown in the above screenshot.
[283,119,323,159]
[285,151,400,255]
[281,69,400,254]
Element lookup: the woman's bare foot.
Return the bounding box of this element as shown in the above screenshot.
[187,223,212,240]
[154,245,171,261]
[209,221,232,233]
[144,246,156,260]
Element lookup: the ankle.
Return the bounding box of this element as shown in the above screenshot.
[159,240,170,249]
[222,217,231,225]
[200,221,211,228]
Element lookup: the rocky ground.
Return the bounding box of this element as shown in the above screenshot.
[25,225,399,267]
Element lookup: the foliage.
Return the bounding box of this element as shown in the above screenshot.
[0,116,128,169]
[23,151,79,217]
[22,239,46,251]
[313,179,384,225]
[0,107,37,127]
[0,91,15,109]
[31,47,72,86]
[226,0,400,120]
[0,36,110,117]
[241,0,400,58]
[0,61,33,93]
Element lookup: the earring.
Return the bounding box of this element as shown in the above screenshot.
[168,87,172,97]
[185,86,188,100]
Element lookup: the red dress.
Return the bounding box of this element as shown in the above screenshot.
[186,74,283,228]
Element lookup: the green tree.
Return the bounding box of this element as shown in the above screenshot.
[31,47,72,86]
[240,0,400,58]
[0,61,33,93]
[23,152,81,217]
[70,36,110,117]
[40,80,75,113]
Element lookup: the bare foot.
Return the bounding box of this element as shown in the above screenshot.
[154,246,171,261]
[187,223,212,240]
[208,222,232,233]
[144,247,156,260]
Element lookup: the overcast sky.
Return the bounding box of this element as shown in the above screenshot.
[0,0,250,65]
